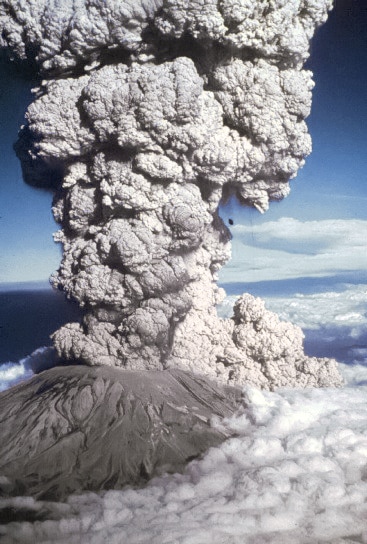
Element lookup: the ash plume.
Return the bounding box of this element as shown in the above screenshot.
[0,0,342,388]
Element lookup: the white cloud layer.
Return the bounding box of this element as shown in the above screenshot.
[219,217,367,283]
[2,365,367,543]
[265,284,367,334]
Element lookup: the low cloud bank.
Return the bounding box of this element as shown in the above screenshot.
[0,0,341,389]
[265,283,367,333]
[2,364,367,544]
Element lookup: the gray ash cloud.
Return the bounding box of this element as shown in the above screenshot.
[0,0,342,388]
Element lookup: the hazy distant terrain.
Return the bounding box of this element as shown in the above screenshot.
[0,286,82,362]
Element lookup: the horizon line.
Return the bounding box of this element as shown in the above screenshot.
[0,280,52,292]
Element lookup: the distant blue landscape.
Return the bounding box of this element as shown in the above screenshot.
[0,285,82,363]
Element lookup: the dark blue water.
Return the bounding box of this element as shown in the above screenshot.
[0,288,82,363]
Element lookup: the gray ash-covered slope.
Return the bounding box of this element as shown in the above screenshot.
[0,0,342,388]
[0,365,242,501]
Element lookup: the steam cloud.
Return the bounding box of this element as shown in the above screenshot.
[0,0,342,388]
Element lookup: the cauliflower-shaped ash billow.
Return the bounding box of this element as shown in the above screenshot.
[2,0,342,388]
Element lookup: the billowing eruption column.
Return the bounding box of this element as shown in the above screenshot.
[1,0,342,388]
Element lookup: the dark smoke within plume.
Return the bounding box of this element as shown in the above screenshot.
[0,0,342,388]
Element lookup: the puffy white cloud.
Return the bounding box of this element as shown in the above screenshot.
[264,284,367,332]
[3,369,367,543]
[220,217,367,283]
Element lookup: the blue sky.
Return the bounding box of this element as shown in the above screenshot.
[0,57,60,284]
[219,0,367,287]
[221,0,367,225]
[0,0,366,287]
